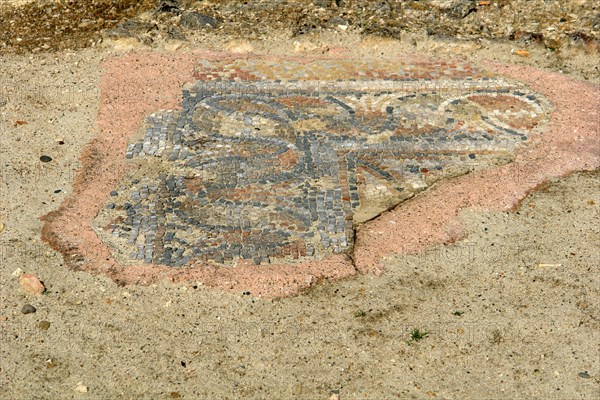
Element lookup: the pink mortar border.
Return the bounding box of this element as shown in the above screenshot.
[40,51,599,297]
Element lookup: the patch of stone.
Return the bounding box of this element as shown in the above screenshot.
[155,0,181,15]
[38,320,51,330]
[179,12,219,30]
[166,27,187,41]
[21,304,36,314]
[19,273,46,295]
[93,58,550,268]
[105,19,157,38]
[444,0,478,20]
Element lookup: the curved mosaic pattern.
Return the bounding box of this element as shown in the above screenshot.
[92,60,550,267]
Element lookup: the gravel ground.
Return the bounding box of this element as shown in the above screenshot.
[2,1,598,81]
[1,1,599,54]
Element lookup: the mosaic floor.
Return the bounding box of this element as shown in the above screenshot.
[92,59,550,267]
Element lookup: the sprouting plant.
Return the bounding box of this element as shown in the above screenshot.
[410,328,428,341]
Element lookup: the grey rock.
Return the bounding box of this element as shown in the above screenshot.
[314,0,328,7]
[445,0,477,20]
[21,304,36,314]
[155,0,180,14]
[166,27,186,41]
[592,13,600,30]
[106,19,157,38]
[328,16,350,27]
[179,12,218,30]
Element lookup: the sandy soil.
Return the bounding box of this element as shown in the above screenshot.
[0,27,599,400]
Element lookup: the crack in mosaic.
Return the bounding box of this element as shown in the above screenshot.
[92,60,550,267]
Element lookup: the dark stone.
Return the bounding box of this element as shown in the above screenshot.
[592,13,600,30]
[313,0,331,7]
[155,0,180,14]
[328,16,350,27]
[179,12,218,30]
[578,372,591,379]
[40,155,52,162]
[21,304,36,314]
[445,0,477,20]
[294,20,321,36]
[166,27,186,41]
[105,19,157,38]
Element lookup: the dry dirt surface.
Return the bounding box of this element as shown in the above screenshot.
[1,1,599,399]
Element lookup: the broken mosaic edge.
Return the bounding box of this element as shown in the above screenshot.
[354,62,600,274]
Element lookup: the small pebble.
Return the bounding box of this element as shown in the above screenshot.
[578,372,591,379]
[54,189,62,194]
[74,382,88,393]
[0,222,4,234]
[110,191,118,196]
[21,304,36,314]
[40,155,53,162]
[169,392,181,399]
[19,273,46,295]
[39,320,51,330]
[292,383,303,395]
[0,316,8,321]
